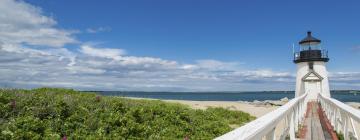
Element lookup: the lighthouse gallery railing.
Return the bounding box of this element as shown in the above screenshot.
[318,94,360,140]
[216,93,308,140]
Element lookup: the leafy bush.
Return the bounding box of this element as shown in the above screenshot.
[0,88,255,139]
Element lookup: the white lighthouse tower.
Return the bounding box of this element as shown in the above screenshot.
[294,31,330,100]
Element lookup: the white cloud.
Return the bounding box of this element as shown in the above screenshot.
[329,72,360,83]
[195,59,240,70]
[2,42,359,91]
[0,42,296,91]
[80,45,126,59]
[328,72,360,90]
[0,0,359,91]
[0,0,77,47]
[66,66,106,74]
[86,27,111,33]
[351,46,360,53]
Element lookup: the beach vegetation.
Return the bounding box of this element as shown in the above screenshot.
[0,88,255,139]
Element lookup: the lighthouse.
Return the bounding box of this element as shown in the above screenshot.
[294,31,330,100]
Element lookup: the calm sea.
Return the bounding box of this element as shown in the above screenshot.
[96,91,360,102]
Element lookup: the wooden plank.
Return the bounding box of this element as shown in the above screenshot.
[303,102,327,140]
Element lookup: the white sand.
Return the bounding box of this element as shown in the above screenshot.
[346,102,360,110]
[126,97,360,118]
[125,97,279,117]
[164,100,278,117]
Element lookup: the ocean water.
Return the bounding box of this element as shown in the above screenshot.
[97,91,360,102]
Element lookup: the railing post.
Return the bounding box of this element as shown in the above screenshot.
[332,106,336,128]
[289,112,296,140]
[300,101,303,119]
[280,116,290,140]
[338,111,345,136]
[300,102,302,123]
[336,109,341,132]
[343,115,349,140]
[350,118,359,139]
[336,109,340,132]
[319,94,360,140]
[295,104,299,132]
[326,102,330,118]
[328,103,331,121]
[215,94,310,140]
[265,128,276,140]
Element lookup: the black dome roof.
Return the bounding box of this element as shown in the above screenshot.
[299,31,321,46]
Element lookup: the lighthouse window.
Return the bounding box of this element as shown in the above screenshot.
[308,62,314,70]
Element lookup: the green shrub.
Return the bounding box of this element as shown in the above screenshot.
[0,88,255,139]
[336,132,344,140]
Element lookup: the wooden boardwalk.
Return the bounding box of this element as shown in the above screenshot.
[216,93,360,140]
[300,102,337,140]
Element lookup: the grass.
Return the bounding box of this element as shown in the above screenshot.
[336,132,344,140]
[0,88,255,139]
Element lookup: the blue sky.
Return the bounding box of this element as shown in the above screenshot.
[26,0,360,69]
[0,0,359,91]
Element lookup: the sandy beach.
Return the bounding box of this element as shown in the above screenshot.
[126,96,360,118]
[164,100,279,117]
[125,97,282,117]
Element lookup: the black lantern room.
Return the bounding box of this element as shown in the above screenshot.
[293,31,329,63]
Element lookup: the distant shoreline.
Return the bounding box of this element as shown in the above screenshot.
[86,90,360,93]
[96,91,360,102]
[123,97,360,118]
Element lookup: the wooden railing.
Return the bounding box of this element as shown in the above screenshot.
[318,94,360,140]
[215,93,308,140]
